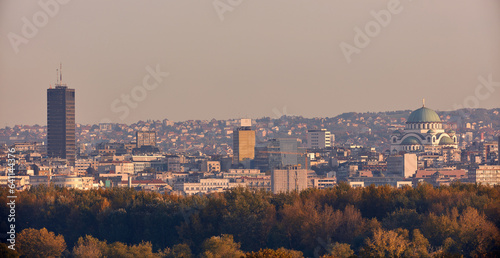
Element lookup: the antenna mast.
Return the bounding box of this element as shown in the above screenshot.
[60,63,63,83]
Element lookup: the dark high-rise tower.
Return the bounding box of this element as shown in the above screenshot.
[47,65,75,166]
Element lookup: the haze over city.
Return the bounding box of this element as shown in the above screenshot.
[1,0,500,126]
[2,1,500,257]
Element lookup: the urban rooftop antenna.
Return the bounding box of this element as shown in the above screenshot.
[60,63,63,83]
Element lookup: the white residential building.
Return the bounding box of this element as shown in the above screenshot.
[174,178,245,195]
[307,129,331,149]
[222,169,265,179]
[52,176,94,190]
[75,159,92,176]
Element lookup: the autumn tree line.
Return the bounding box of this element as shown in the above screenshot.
[1,182,499,257]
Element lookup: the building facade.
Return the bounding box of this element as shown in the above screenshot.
[174,178,245,195]
[386,153,418,178]
[307,129,332,149]
[136,131,156,148]
[201,161,221,173]
[271,168,308,194]
[233,123,255,164]
[469,165,500,186]
[255,138,306,172]
[47,85,76,166]
[311,178,336,189]
[52,175,94,190]
[390,104,458,154]
[222,169,266,179]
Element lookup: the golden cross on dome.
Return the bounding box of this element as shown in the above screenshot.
[422,98,425,107]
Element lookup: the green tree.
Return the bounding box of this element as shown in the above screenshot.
[455,207,500,257]
[246,247,303,258]
[221,188,276,251]
[200,234,245,258]
[160,243,192,258]
[324,242,354,258]
[104,241,156,258]
[404,229,430,257]
[0,243,19,258]
[361,228,409,257]
[73,235,107,258]
[17,228,66,258]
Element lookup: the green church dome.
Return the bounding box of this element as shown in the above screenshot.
[402,136,421,145]
[427,129,437,134]
[439,136,455,145]
[407,107,441,123]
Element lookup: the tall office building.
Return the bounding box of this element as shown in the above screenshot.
[233,119,255,164]
[254,138,306,172]
[307,129,332,149]
[47,69,75,166]
[136,131,156,148]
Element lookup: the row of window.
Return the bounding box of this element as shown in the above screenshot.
[200,182,228,186]
[186,186,225,191]
[248,182,270,186]
[407,123,441,129]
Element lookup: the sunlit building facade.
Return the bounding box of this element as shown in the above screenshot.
[390,104,458,154]
[233,124,255,164]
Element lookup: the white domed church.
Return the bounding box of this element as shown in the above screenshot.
[390,103,458,153]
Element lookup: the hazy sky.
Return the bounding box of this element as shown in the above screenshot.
[1,0,499,126]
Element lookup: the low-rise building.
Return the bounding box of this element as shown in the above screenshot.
[311,178,336,189]
[201,161,221,173]
[121,179,171,190]
[97,161,134,174]
[348,176,412,188]
[222,169,265,180]
[30,175,50,187]
[174,178,245,195]
[240,176,271,192]
[0,175,30,190]
[52,176,94,190]
[413,169,468,187]
[75,159,92,176]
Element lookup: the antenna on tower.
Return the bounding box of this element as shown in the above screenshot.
[422,98,425,107]
[56,68,59,85]
[60,63,63,83]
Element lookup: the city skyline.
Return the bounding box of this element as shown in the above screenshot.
[2,1,500,257]
[1,0,499,126]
